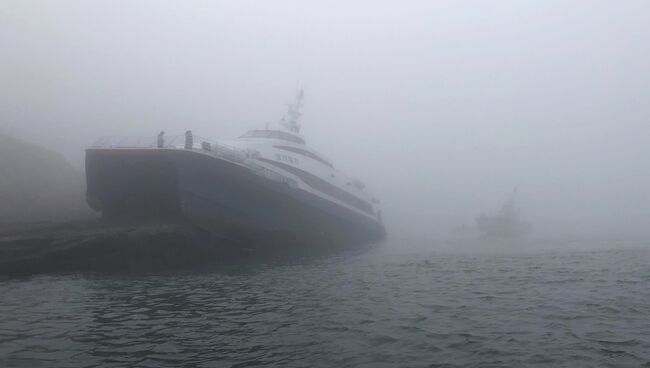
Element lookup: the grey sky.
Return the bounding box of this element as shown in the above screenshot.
[2,1,649,238]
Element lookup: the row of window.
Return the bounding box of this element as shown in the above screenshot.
[241,130,305,145]
[259,158,375,216]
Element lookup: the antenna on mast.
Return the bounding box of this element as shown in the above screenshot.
[280,89,304,133]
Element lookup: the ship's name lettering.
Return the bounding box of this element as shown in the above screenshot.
[275,153,299,165]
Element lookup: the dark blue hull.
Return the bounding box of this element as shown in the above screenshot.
[85,149,385,246]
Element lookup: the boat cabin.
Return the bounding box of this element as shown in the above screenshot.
[240,130,305,145]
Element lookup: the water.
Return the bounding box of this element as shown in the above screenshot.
[1,244,650,367]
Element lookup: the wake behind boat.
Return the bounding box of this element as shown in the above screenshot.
[85,91,386,247]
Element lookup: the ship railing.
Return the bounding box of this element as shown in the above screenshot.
[90,136,159,149]
[89,135,247,163]
[191,135,248,164]
[90,135,298,187]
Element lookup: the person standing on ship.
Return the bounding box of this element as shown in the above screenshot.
[185,130,193,149]
[157,131,165,148]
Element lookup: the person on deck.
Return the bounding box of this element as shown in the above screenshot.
[157,131,165,148]
[185,130,193,150]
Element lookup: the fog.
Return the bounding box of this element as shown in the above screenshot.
[2,1,649,240]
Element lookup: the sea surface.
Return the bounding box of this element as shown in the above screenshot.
[1,241,650,367]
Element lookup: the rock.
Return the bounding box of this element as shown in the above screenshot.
[0,220,240,276]
[0,133,94,223]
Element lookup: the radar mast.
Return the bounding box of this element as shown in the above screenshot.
[280,89,304,133]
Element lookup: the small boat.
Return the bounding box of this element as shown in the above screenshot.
[475,188,531,240]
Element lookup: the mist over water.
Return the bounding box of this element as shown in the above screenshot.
[2,1,650,367]
[2,0,649,240]
[2,245,650,367]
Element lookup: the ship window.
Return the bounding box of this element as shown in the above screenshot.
[278,132,304,144]
[241,130,305,144]
[274,146,334,168]
[259,158,374,215]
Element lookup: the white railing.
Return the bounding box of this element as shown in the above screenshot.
[191,135,248,164]
[90,135,247,162]
[90,136,159,149]
[90,134,299,188]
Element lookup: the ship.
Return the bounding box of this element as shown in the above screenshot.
[475,188,531,240]
[85,91,386,247]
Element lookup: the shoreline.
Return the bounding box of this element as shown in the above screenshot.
[0,219,371,277]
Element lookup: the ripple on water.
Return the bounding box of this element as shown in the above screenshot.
[1,247,650,367]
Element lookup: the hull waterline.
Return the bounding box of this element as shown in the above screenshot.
[85,148,386,248]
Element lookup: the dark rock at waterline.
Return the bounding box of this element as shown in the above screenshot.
[0,133,94,224]
[0,220,363,276]
[0,220,252,276]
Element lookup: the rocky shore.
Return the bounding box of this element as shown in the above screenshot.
[0,219,361,276]
[0,134,262,276]
[0,220,255,276]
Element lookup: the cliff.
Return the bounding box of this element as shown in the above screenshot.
[0,133,93,224]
